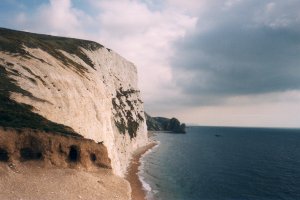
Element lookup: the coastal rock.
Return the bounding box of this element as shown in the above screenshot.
[145,113,164,131]
[146,113,186,133]
[168,118,186,133]
[0,28,148,176]
[0,127,111,170]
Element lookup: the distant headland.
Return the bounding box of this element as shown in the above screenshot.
[145,113,186,133]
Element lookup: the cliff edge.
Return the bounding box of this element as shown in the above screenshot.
[0,27,148,176]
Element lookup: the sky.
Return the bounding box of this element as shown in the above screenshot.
[1,0,300,128]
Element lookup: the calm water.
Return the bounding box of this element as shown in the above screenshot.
[139,126,300,200]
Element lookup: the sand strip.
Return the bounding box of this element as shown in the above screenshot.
[126,142,157,200]
[0,162,131,200]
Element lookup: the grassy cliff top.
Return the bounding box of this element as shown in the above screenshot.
[0,27,107,72]
[0,66,81,137]
[0,28,101,137]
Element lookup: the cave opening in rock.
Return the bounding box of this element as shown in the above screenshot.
[0,148,9,162]
[90,153,97,162]
[20,148,43,160]
[68,145,80,162]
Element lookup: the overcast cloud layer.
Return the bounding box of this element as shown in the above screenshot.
[0,0,300,127]
[172,0,300,102]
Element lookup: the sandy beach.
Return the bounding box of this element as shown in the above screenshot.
[126,141,157,200]
[0,162,131,200]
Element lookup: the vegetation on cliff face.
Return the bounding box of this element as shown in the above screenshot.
[0,28,98,137]
[0,27,145,139]
[0,28,148,177]
[0,27,105,75]
[145,113,186,133]
[112,87,145,139]
[0,65,81,137]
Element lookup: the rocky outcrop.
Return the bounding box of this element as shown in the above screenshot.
[0,28,148,176]
[0,127,111,170]
[146,113,186,133]
[145,113,163,131]
[166,118,186,133]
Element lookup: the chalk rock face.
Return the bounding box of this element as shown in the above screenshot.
[0,28,148,176]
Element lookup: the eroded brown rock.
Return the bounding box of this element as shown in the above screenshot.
[0,127,111,170]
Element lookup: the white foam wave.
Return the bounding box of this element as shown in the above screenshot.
[139,174,152,192]
[138,142,160,198]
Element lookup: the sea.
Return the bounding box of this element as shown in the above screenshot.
[138,126,300,200]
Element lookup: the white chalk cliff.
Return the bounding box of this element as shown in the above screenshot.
[0,28,148,176]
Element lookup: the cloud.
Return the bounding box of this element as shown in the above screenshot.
[2,0,300,126]
[171,0,300,105]
[88,0,197,108]
[7,0,197,111]
[12,0,94,38]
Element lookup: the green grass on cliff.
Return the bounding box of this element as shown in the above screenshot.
[112,88,144,139]
[0,65,81,137]
[0,27,105,75]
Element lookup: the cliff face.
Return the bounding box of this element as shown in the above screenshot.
[0,28,148,176]
[0,127,111,170]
